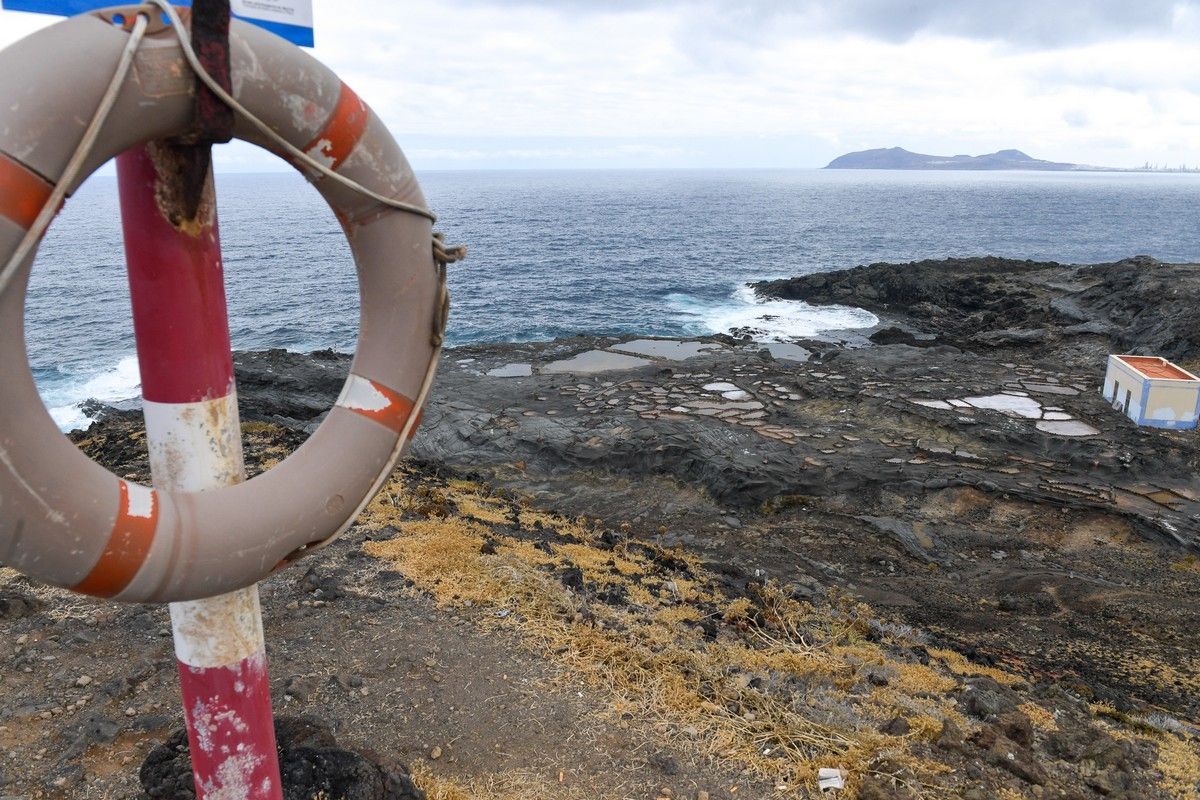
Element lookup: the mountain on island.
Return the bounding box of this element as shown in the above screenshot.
[826,147,1085,171]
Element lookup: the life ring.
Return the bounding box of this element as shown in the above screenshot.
[0,6,443,602]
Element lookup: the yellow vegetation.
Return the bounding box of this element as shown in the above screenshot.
[1169,554,1199,573]
[1098,712,1200,800]
[362,472,979,797]
[927,647,1025,687]
[1018,702,1058,732]
[410,763,589,800]
[362,469,1191,798]
[1152,730,1200,800]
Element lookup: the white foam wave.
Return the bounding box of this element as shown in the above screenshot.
[667,284,878,340]
[41,355,142,432]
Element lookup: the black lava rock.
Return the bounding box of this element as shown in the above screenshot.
[139,716,424,800]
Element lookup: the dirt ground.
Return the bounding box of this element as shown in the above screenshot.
[2,414,1198,798]
[0,431,759,800]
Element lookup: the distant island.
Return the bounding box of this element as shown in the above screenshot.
[825,147,1093,171]
[825,147,1200,172]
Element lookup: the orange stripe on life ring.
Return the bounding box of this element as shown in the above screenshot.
[0,153,53,230]
[73,481,157,598]
[303,83,369,172]
[336,374,421,437]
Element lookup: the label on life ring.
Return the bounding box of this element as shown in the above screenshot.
[1,0,315,47]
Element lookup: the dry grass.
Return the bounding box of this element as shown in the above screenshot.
[363,473,969,797]
[363,469,1196,799]
[926,647,1025,687]
[1018,702,1059,732]
[1168,553,1200,573]
[410,763,591,800]
[1091,703,1200,800]
[1152,729,1200,800]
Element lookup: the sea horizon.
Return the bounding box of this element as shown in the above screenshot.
[79,163,1200,176]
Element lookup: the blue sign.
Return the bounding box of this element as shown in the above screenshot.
[1,0,315,47]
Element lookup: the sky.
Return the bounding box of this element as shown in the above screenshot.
[3,1,1200,171]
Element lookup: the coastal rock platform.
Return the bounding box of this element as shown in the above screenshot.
[2,257,1199,798]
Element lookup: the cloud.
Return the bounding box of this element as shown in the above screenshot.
[795,0,1189,47]
[3,1,1200,170]
[471,0,1196,48]
[1063,110,1090,128]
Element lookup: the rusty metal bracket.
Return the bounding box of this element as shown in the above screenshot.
[186,0,235,145]
[166,0,234,221]
[90,5,220,222]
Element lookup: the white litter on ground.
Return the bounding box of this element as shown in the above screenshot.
[817,767,845,791]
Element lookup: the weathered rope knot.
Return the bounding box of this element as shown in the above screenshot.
[431,285,451,348]
[432,232,467,267]
[430,233,460,347]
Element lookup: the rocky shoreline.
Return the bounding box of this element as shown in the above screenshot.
[751,255,1200,361]
[3,256,1199,798]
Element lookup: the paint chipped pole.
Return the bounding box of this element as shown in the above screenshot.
[115,1,283,797]
[118,144,282,798]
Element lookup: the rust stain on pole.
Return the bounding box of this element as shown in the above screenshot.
[146,141,216,235]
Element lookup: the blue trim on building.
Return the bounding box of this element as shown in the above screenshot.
[1,0,314,46]
[1135,380,1151,424]
[1137,379,1200,429]
[1138,417,1198,430]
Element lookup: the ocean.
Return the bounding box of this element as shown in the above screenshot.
[26,168,1200,430]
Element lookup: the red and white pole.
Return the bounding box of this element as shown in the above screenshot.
[117,144,283,798]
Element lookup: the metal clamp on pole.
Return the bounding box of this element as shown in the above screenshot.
[172,0,235,220]
[187,0,235,143]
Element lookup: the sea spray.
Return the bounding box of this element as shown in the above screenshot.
[39,355,141,431]
[667,284,878,340]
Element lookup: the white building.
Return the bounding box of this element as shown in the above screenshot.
[1102,355,1200,430]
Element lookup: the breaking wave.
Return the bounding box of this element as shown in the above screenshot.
[666,284,877,341]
